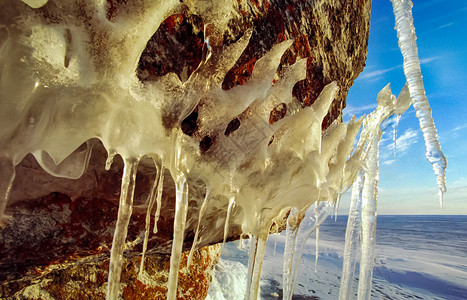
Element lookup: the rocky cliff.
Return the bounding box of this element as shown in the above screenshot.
[0,0,371,298]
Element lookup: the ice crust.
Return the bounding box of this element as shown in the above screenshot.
[0,1,446,299]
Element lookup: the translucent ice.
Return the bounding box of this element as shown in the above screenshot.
[339,172,363,300]
[391,0,447,206]
[0,1,448,299]
[167,174,189,300]
[282,202,332,300]
[107,157,140,300]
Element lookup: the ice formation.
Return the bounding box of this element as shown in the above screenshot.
[392,0,447,206]
[0,0,446,299]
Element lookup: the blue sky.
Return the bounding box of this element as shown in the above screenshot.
[341,0,467,214]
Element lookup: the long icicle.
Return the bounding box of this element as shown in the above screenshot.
[391,0,447,206]
[339,171,364,300]
[273,223,279,256]
[286,202,332,300]
[0,157,15,227]
[223,195,236,246]
[166,175,189,300]
[357,133,380,300]
[314,225,320,273]
[139,162,160,277]
[245,232,269,300]
[246,235,258,299]
[283,207,300,300]
[187,185,211,268]
[153,162,165,234]
[107,157,140,300]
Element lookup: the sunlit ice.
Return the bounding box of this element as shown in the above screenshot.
[0,0,446,299]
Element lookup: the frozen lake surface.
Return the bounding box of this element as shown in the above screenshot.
[207,215,467,300]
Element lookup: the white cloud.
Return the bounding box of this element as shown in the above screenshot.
[435,22,454,30]
[389,128,419,153]
[343,103,377,118]
[419,56,439,64]
[453,123,467,132]
[381,128,419,163]
[358,65,400,80]
[357,57,437,82]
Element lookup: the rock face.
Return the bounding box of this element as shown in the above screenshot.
[0,0,371,298]
[1,238,221,299]
[139,0,371,130]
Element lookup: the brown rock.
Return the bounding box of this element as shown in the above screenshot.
[0,0,371,298]
[1,243,221,299]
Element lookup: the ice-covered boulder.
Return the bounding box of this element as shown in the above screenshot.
[0,0,371,298]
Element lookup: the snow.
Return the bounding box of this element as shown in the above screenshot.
[210,216,467,300]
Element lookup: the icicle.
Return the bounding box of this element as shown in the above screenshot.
[334,193,342,221]
[392,116,399,158]
[105,149,117,171]
[245,234,268,300]
[222,195,236,246]
[187,186,211,268]
[0,157,15,227]
[391,0,447,206]
[273,233,278,256]
[357,133,380,300]
[339,171,364,300]
[273,223,279,256]
[139,163,161,277]
[283,202,331,300]
[153,163,165,234]
[107,157,140,300]
[238,234,244,250]
[166,174,189,300]
[282,207,299,300]
[393,83,411,159]
[289,202,331,299]
[314,225,319,273]
[246,235,257,299]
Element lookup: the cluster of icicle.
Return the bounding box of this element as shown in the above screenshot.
[0,0,446,299]
[337,0,447,299]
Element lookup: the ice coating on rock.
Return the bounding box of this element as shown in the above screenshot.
[391,0,447,206]
[0,0,448,298]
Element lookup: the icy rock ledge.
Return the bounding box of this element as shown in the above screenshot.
[0,0,446,300]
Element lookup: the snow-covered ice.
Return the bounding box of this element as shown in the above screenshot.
[208,215,467,300]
